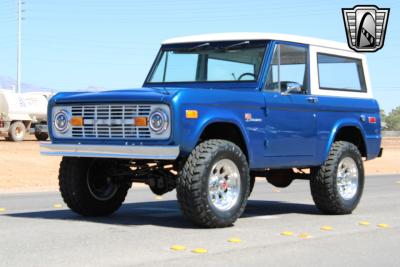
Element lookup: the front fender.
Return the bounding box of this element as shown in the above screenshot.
[170,88,264,166]
[176,107,252,161]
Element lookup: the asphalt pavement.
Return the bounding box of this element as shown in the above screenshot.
[0,174,399,267]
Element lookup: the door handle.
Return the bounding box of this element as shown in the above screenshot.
[307,96,318,104]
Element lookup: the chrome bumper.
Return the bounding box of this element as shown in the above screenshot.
[40,142,180,160]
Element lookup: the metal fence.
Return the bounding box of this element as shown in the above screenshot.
[382,131,400,137]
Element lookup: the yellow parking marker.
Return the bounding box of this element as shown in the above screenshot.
[377,223,390,229]
[320,225,333,231]
[228,237,241,243]
[155,196,163,200]
[170,245,186,251]
[298,232,311,239]
[359,221,370,226]
[53,204,62,208]
[0,208,6,212]
[192,248,207,254]
[280,231,294,236]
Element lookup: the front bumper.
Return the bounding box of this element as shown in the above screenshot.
[40,142,180,160]
[0,121,11,136]
[0,129,8,137]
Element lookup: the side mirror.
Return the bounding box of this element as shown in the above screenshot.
[282,82,302,95]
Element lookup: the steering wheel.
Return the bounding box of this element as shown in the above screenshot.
[238,73,256,81]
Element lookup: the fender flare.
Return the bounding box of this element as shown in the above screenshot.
[324,119,367,161]
[196,117,253,162]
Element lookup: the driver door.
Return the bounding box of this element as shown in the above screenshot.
[262,42,318,167]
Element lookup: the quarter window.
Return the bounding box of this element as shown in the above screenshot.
[317,53,366,92]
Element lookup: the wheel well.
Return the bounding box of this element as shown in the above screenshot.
[199,122,248,160]
[334,126,366,157]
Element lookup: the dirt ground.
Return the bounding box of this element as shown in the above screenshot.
[0,136,399,193]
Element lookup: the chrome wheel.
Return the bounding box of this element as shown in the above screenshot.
[208,159,241,211]
[86,161,119,201]
[15,126,24,139]
[337,157,359,200]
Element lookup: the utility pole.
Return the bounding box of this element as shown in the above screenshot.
[16,0,22,94]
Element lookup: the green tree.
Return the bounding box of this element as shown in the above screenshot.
[380,109,388,129]
[385,106,400,130]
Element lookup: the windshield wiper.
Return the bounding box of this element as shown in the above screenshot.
[176,41,251,53]
[189,42,210,51]
[222,41,250,50]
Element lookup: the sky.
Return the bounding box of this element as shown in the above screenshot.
[0,0,399,113]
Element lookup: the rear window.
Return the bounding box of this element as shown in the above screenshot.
[317,53,366,92]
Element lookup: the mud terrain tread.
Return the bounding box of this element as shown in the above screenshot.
[59,157,129,216]
[310,141,364,214]
[177,139,250,228]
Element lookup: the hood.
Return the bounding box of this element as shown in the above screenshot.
[51,87,182,104]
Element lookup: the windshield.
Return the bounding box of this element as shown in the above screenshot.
[146,40,267,83]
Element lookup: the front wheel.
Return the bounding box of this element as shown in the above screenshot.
[59,157,131,216]
[310,141,364,214]
[176,139,250,228]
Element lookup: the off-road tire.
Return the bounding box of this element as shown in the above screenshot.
[59,157,130,216]
[310,141,364,214]
[8,121,26,142]
[249,175,256,196]
[35,132,49,141]
[176,139,250,228]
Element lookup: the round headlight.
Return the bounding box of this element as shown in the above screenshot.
[149,110,168,134]
[54,110,70,133]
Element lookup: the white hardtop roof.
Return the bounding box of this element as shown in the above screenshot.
[163,32,352,51]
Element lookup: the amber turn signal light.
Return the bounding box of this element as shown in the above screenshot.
[134,117,148,126]
[186,110,198,119]
[70,116,83,126]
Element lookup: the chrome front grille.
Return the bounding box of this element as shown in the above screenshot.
[70,104,152,139]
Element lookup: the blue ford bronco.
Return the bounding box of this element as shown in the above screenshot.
[41,33,382,228]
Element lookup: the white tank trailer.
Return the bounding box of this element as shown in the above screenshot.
[0,89,51,141]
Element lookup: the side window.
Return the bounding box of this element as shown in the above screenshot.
[265,44,308,93]
[317,53,366,92]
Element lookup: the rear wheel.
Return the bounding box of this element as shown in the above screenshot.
[59,157,131,216]
[176,139,250,228]
[249,175,255,196]
[35,132,49,141]
[310,141,364,214]
[8,121,26,142]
